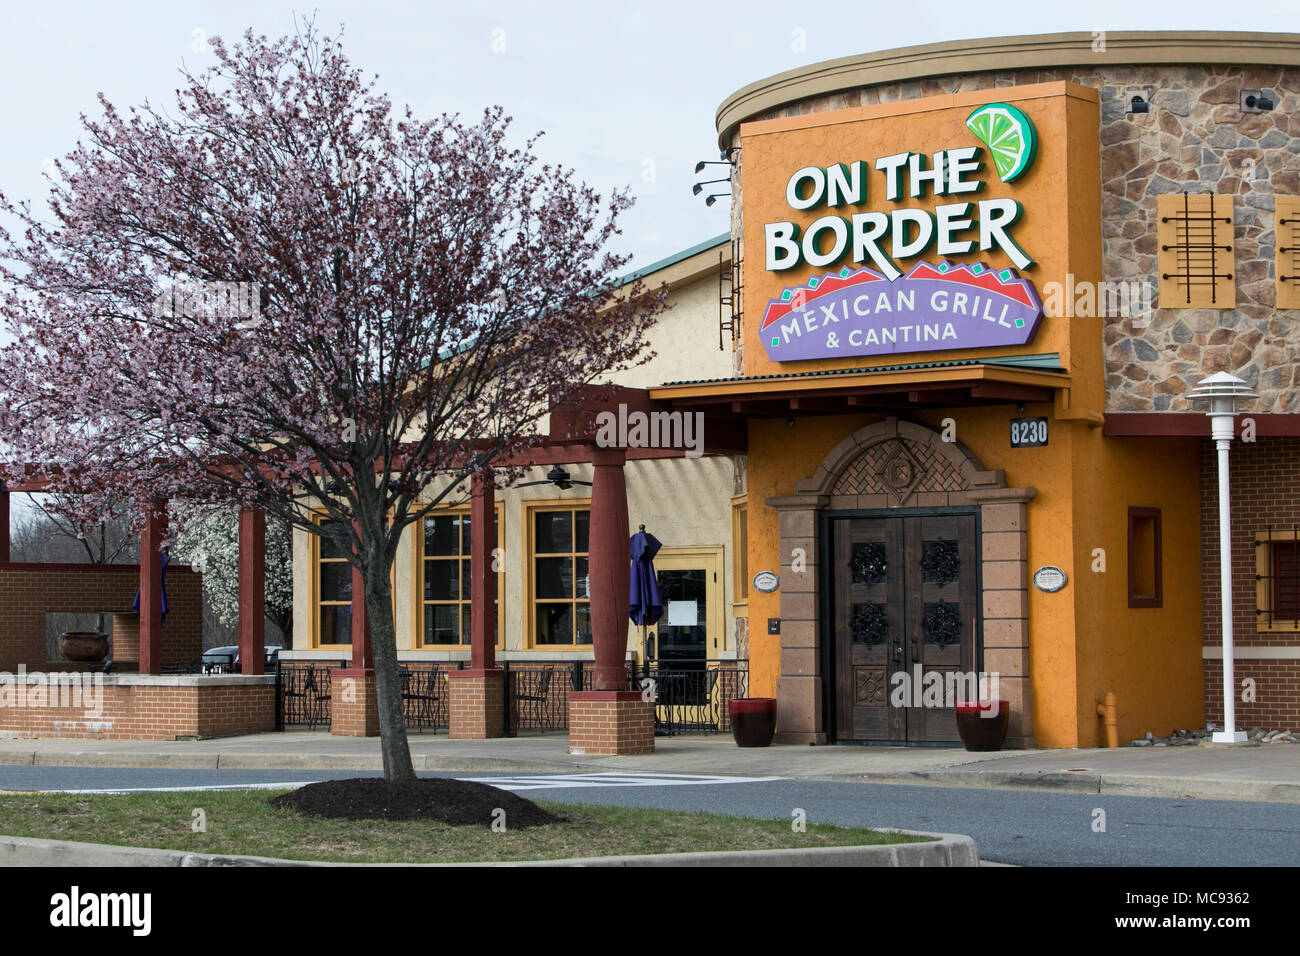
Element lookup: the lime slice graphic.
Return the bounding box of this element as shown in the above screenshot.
[965,103,1037,183]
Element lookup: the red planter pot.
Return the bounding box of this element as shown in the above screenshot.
[954,699,1010,751]
[729,698,777,747]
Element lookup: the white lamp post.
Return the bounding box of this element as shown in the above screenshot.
[1189,371,1257,744]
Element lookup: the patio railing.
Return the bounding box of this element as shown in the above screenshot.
[273,658,749,736]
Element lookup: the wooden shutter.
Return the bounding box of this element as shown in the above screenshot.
[1157,193,1235,309]
[1276,197,1300,310]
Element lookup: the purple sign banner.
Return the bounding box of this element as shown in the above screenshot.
[759,260,1044,363]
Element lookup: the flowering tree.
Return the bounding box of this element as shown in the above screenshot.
[172,507,294,644]
[0,26,664,780]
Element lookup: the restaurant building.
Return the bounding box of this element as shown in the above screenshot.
[650,31,1300,748]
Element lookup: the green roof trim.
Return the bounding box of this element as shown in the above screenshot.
[616,232,731,286]
[660,353,1065,387]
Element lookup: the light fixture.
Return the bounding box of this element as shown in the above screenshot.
[704,194,728,207]
[517,465,592,491]
[1124,86,1155,116]
[694,159,730,174]
[1189,371,1258,745]
[692,176,729,195]
[1241,89,1276,113]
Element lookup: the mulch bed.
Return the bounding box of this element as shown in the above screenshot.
[269,777,565,828]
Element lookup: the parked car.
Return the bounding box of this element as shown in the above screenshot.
[201,644,282,674]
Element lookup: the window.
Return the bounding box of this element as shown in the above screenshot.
[732,496,748,612]
[1127,507,1162,608]
[312,517,352,647]
[1255,529,1300,631]
[527,503,591,647]
[416,506,502,647]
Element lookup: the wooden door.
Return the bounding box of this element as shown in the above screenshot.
[833,514,979,743]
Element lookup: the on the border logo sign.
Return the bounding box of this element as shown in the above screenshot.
[759,260,1043,362]
[759,101,1046,361]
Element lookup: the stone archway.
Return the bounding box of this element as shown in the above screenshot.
[765,417,1038,747]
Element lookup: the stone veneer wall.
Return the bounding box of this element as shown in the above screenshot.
[727,65,1300,412]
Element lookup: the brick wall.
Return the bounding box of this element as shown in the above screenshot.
[0,562,202,671]
[0,676,274,740]
[1204,660,1300,729]
[1200,437,1300,727]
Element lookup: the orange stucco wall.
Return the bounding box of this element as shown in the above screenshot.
[740,82,1099,380]
[738,80,1203,748]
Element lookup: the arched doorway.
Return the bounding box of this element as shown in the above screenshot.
[765,417,1037,747]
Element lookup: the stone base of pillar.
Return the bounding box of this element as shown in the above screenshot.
[448,668,506,739]
[330,668,379,737]
[567,690,654,755]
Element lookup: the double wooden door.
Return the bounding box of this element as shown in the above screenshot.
[832,514,978,744]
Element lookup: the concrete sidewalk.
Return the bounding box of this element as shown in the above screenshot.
[1,732,1298,802]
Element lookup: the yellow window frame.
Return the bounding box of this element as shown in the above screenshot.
[523,498,592,650]
[412,502,505,649]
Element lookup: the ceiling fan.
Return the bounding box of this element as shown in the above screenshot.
[517,465,592,491]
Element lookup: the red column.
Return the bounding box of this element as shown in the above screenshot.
[138,503,168,674]
[588,446,630,691]
[237,505,266,675]
[469,470,497,670]
[350,523,373,671]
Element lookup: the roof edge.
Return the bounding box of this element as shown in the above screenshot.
[617,232,731,289]
[716,30,1300,148]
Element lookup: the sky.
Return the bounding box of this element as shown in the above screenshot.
[0,1,1296,270]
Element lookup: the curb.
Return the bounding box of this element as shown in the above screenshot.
[857,769,1300,803]
[0,830,978,867]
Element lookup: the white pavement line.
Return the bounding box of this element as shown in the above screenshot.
[458,772,785,791]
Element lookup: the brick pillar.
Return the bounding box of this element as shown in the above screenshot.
[448,669,505,738]
[138,503,168,675]
[568,690,654,755]
[329,668,379,736]
[588,446,630,691]
[237,505,266,675]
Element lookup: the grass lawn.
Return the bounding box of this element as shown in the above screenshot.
[0,789,928,863]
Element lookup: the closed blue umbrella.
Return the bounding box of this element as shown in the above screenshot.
[132,550,170,621]
[629,524,663,631]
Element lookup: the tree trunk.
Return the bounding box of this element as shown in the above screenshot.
[362,541,417,782]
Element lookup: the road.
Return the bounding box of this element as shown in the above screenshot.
[2,765,1298,866]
